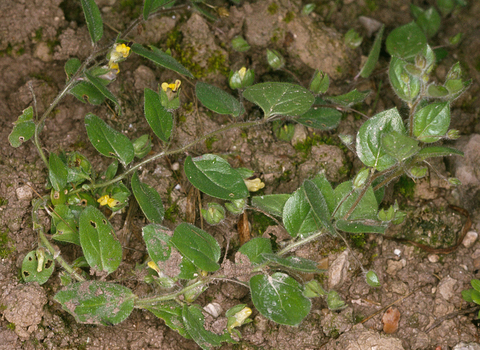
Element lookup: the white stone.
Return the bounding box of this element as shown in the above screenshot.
[15,185,33,201]
[203,303,222,318]
[328,250,349,289]
[428,254,440,263]
[437,276,457,301]
[462,231,478,248]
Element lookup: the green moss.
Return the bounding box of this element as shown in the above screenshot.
[6,322,15,330]
[205,136,218,151]
[349,233,366,248]
[206,51,228,76]
[34,28,43,41]
[284,11,295,23]
[164,203,179,223]
[365,0,378,11]
[394,175,415,201]
[293,133,339,157]
[267,2,279,15]
[0,230,14,259]
[251,211,277,235]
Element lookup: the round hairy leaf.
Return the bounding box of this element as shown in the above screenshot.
[295,107,342,130]
[386,21,427,59]
[21,250,55,285]
[413,102,450,143]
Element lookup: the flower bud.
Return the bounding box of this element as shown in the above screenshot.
[409,166,428,179]
[446,129,460,140]
[229,67,255,89]
[303,280,327,298]
[448,177,462,186]
[225,198,246,214]
[415,54,427,70]
[133,134,152,158]
[309,70,329,94]
[353,168,369,189]
[244,178,265,192]
[227,306,252,332]
[266,49,285,70]
[339,134,354,146]
[201,203,225,225]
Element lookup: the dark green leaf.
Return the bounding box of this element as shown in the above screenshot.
[51,204,80,245]
[335,219,388,234]
[144,301,190,338]
[356,107,406,171]
[410,4,424,19]
[413,102,450,143]
[79,206,122,274]
[182,305,234,350]
[472,290,480,305]
[131,44,193,78]
[437,0,455,16]
[171,223,221,272]
[85,71,118,106]
[416,7,441,38]
[389,57,421,102]
[196,82,245,117]
[324,89,370,107]
[261,253,326,273]
[21,250,55,285]
[295,107,342,131]
[386,21,427,59]
[143,224,171,263]
[54,281,134,325]
[143,0,174,20]
[178,258,197,280]
[359,25,385,78]
[85,114,134,167]
[382,131,420,161]
[303,180,336,235]
[249,272,311,326]
[283,186,322,238]
[65,58,81,80]
[144,88,173,142]
[310,173,336,214]
[326,290,346,310]
[415,146,463,160]
[372,175,386,205]
[243,82,314,118]
[131,171,165,223]
[334,181,378,221]
[309,70,329,94]
[238,237,273,264]
[49,153,68,191]
[184,154,249,200]
[70,81,106,105]
[80,0,103,43]
[251,194,291,217]
[9,106,35,147]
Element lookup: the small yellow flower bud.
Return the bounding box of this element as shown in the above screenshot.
[115,43,131,58]
[147,261,161,274]
[106,197,120,208]
[228,307,252,331]
[238,67,247,80]
[109,62,120,73]
[97,195,110,206]
[244,178,265,192]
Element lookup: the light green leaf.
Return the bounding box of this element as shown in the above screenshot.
[171,223,221,272]
[243,82,315,118]
[295,107,342,131]
[79,206,122,274]
[389,56,421,102]
[144,88,173,142]
[261,253,326,273]
[415,146,463,160]
[416,7,441,38]
[326,290,346,310]
[142,224,171,264]
[144,301,190,338]
[366,270,381,287]
[359,25,384,78]
[9,106,35,147]
[471,279,480,293]
[54,281,134,325]
[251,194,291,217]
[85,114,134,167]
[131,44,193,78]
[249,272,311,326]
[324,89,370,108]
[182,305,234,350]
[334,181,378,221]
[80,0,103,43]
[238,237,273,264]
[356,107,406,171]
[65,58,81,80]
[85,71,118,106]
[196,82,245,117]
[382,131,420,161]
[462,289,474,303]
[413,102,450,143]
[386,21,427,59]
[231,36,250,52]
[184,154,249,200]
[21,250,55,285]
[131,171,165,223]
[48,153,68,191]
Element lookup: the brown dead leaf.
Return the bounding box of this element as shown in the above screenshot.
[238,211,250,246]
[382,306,401,334]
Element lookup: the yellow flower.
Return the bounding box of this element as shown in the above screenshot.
[115,43,130,58]
[161,79,181,92]
[228,307,252,331]
[238,67,247,80]
[109,61,120,73]
[147,261,161,275]
[244,178,265,192]
[97,195,120,208]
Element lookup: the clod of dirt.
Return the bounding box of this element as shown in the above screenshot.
[328,250,349,289]
[2,282,48,339]
[297,144,347,183]
[454,134,480,187]
[462,231,478,248]
[382,307,401,334]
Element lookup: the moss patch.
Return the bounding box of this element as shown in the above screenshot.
[0,230,14,259]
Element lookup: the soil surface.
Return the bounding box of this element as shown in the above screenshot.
[1,0,480,349]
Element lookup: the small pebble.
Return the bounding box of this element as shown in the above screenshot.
[382,307,401,334]
[428,254,440,263]
[462,231,478,248]
[16,185,33,201]
[394,249,401,256]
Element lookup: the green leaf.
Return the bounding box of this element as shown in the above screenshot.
[144,88,173,142]
[48,153,68,191]
[261,253,326,273]
[334,181,378,221]
[54,281,134,325]
[80,0,103,43]
[437,0,455,16]
[182,305,234,350]
[231,36,250,52]
[472,290,480,305]
[85,114,134,167]
[472,279,480,293]
[142,224,171,264]
[356,107,406,171]
[266,49,285,70]
[131,44,193,78]
[51,204,80,245]
[462,289,474,303]
[309,70,329,94]
[184,154,249,200]
[303,180,336,235]
[382,131,420,161]
[70,81,106,105]
[9,106,35,147]
[358,25,384,78]
[389,56,421,102]
[427,84,449,98]
[243,82,314,118]
[171,223,221,272]
[238,237,273,264]
[323,89,370,108]
[416,7,441,38]
[84,71,118,106]
[65,58,81,80]
[143,0,174,20]
[144,301,190,338]
[415,146,463,160]
[413,102,450,143]
[283,186,322,238]
[131,171,165,223]
[310,173,336,214]
[326,290,346,310]
[251,194,291,217]
[295,107,342,131]
[79,206,122,274]
[196,82,245,117]
[386,21,427,59]
[335,219,388,234]
[178,258,197,280]
[249,272,311,326]
[365,270,381,287]
[21,250,55,285]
